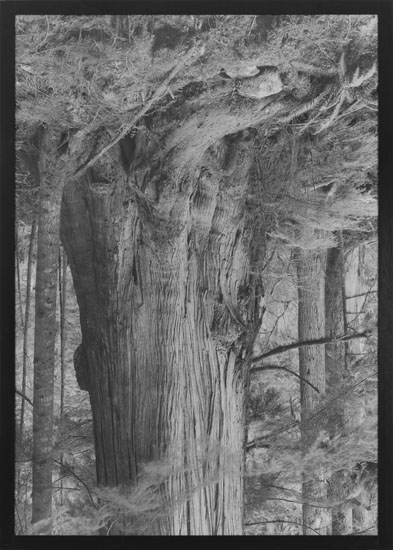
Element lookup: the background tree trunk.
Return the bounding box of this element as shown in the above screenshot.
[345,245,368,357]
[58,247,67,505]
[31,124,66,532]
[58,247,67,420]
[325,240,352,534]
[61,132,265,534]
[295,243,330,535]
[19,219,37,442]
[15,227,24,332]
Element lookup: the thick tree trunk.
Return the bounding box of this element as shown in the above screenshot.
[31,125,66,532]
[295,245,330,535]
[61,131,265,534]
[325,242,352,534]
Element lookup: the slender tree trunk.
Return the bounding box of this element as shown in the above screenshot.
[325,240,352,534]
[58,248,67,505]
[20,219,37,441]
[31,124,67,533]
[59,248,67,420]
[15,226,25,332]
[295,244,330,535]
[61,133,265,534]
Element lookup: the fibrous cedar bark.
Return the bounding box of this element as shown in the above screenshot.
[31,124,67,532]
[325,240,352,534]
[295,241,330,535]
[61,113,267,534]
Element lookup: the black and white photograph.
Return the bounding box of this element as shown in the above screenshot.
[3,5,390,541]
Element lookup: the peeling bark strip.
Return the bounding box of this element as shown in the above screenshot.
[61,127,266,534]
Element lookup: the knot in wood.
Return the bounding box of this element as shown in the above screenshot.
[74,343,89,392]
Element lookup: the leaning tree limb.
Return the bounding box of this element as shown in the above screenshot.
[251,331,369,363]
[16,389,33,407]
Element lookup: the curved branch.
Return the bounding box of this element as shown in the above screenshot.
[15,389,33,407]
[250,364,320,393]
[251,331,368,363]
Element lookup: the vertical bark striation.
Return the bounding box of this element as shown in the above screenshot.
[325,244,352,534]
[20,219,37,440]
[61,133,265,534]
[296,244,330,535]
[31,125,65,531]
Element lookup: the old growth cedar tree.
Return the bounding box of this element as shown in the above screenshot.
[16,14,377,535]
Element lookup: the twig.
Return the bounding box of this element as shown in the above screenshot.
[250,364,320,393]
[264,300,291,349]
[15,389,33,407]
[52,458,97,509]
[347,289,377,300]
[266,496,344,509]
[251,331,369,363]
[74,45,205,177]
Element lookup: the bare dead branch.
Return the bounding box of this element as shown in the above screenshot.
[16,389,33,407]
[52,459,97,509]
[347,290,377,299]
[250,364,320,393]
[251,331,369,363]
